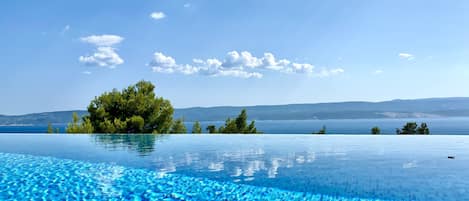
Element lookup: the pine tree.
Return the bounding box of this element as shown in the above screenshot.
[192,121,202,134]
[47,123,53,134]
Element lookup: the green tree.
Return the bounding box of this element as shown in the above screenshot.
[55,128,60,134]
[371,126,381,135]
[170,118,187,134]
[218,109,259,134]
[47,123,53,134]
[235,109,248,132]
[206,125,217,134]
[66,112,94,134]
[192,121,202,134]
[219,118,238,133]
[417,123,430,134]
[246,120,258,133]
[397,122,418,134]
[313,125,326,134]
[82,80,174,134]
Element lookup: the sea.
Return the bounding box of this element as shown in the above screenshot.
[2,117,469,134]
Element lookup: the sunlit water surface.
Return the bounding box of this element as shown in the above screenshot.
[0,134,468,200]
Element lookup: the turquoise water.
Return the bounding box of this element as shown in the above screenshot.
[0,134,468,200]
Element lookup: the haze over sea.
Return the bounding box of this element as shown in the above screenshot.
[2,117,469,134]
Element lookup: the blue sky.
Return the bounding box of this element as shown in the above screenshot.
[1,0,469,115]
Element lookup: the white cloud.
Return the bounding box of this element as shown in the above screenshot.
[150,12,166,20]
[288,63,314,74]
[315,68,345,77]
[82,71,92,75]
[150,52,198,74]
[398,53,414,60]
[79,34,125,68]
[80,35,124,47]
[183,3,191,8]
[148,51,344,79]
[215,69,263,79]
[79,47,124,68]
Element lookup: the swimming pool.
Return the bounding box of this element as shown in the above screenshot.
[0,134,468,200]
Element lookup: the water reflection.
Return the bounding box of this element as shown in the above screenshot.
[91,134,321,181]
[91,134,168,156]
[151,147,319,182]
[2,134,467,200]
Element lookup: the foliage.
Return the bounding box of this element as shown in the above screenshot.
[170,118,187,134]
[396,122,430,135]
[371,126,380,135]
[66,112,94,134]
[313,125,326,134]
[417,123,430,134]
[218,109,259,134]
[192,121,202,134]
[206,125,217,134]
[76,80,174,134]
[47,123,53,134]
[396,122,417,134]
[65,81,261,134]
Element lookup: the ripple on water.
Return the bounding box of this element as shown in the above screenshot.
[0,152,391,201]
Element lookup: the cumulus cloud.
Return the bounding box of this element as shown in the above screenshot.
[80,35,124,47]
[150,12,166,20]
[79,47,124,68]
[398,53,414,60]
[148,51,344,79]
[79,34,124,68]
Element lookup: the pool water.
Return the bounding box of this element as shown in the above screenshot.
[0,134,468,200]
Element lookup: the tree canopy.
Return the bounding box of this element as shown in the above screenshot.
[396,122,430,135]
[202,110,259,134]
[192,121,202,134]
[170,118,187,134]
[67,81,175,134]
[206,125,217,134]
[313,125,326,134]
[218,109,259,134]
[47,123,53,134]
[416,123,430,134]
[66,81,261,134]
[66,112,94,133]
[371,126,380,135]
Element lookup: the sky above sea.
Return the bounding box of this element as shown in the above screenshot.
[1,0,469,115]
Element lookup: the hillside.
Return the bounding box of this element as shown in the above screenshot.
[1,97,469,125]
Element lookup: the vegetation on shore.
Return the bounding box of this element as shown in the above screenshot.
[58,81,433,135]
[192,121,202,134]
[312,125,326,134]
[310,122,430,135]
[396,122,430,135]
[205,109,260,134]
[371,126,381,134]
[65,80,259,134]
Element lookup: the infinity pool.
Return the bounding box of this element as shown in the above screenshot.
[0,134,468,200]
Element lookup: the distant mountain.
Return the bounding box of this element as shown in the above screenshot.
[0,110,88,125]
[2,97,469,125]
